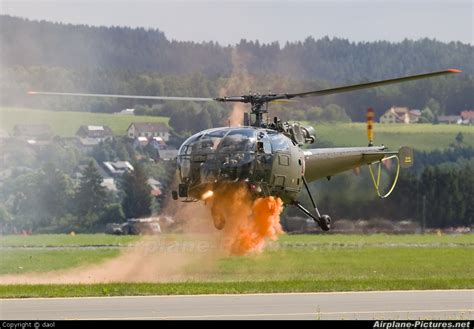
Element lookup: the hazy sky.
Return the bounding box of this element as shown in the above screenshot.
[1,0,472,45]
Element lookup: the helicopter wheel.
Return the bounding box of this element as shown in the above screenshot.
[211,205,226,230]
[319,215,331,231]
[213,215,226,230]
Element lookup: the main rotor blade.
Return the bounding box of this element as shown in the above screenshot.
[284,69,461,99]
[27,91,215,102]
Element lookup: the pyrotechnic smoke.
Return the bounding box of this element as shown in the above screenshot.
[209,183,284,255]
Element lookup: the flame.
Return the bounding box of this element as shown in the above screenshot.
[201,190,214,200]
[209,183,284,255]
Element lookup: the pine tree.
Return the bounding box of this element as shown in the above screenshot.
[75,161,107,218]
[122,163,152,218]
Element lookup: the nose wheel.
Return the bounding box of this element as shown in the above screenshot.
[319,214,331,231]
[293,176,332,231]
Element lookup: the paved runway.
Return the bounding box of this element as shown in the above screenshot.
[1,290,473,320]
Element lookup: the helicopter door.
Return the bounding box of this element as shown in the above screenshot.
[269,134,292,189]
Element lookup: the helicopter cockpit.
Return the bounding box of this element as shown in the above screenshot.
[178,127,259,185]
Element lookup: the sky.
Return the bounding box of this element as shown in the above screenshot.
[1,0,472,45]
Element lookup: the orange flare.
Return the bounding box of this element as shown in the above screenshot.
[209,184,284,255]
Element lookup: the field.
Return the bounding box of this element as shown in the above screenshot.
[0,107,168,137]
[313,123,474,150]
[0,233,472,297]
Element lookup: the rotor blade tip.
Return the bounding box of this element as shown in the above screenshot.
[27,91,37,95]
[448,68,462,73]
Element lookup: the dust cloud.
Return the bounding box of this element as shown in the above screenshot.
[220,48,255,126]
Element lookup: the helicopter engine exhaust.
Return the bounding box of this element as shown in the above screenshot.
[205,183,284,255]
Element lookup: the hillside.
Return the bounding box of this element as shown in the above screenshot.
[0,107,168,137]
[313,123,474,151]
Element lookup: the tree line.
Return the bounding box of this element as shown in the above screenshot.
[1,15,473,123]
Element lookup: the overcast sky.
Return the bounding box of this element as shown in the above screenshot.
[1,0,472,45]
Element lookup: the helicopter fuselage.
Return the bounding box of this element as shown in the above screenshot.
[177,126,305,204]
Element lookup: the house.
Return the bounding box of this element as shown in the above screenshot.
[460,111,474,124]
[76,125,113,147]
[13,124,53,140]
[438,115,462,124]
[101,178,118,192]
[127,122,170,141]
[102,161,134,177]
[379,107,420,124]
[133,136,149,149]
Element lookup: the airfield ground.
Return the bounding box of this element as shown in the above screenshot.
[0,234,472,298]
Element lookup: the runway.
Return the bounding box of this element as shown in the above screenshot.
[1,290,472,320]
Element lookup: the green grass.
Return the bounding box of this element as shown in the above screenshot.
[0,234,139,276]
[278,233,474,246]
[313,123,474,150]
[0,234,472,297]
[0,234,140,247]
[1,278,472,298]
[0,249,120,275]
[0,107,168,137]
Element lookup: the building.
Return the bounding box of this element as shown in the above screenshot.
[133,136,149,149]
[438,115,462,124]
[13,124,53,140]
[76,125,114,147]
[379,107,420,124]
[460,111,474,124]
[127,122,170,141]
[102,161,134,177]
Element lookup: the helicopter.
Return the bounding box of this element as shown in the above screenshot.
[29,68,461,231]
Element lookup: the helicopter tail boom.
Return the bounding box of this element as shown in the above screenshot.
[302,146,411,183]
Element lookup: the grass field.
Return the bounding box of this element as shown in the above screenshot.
[0,234,140,247]
[0,249,120,276]
[0,107,168,137]
[1,107,473,150]
[0,234,472,297]
[313,123,474,150]
[0,234,140,276]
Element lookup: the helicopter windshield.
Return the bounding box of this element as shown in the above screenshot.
[177,128,257,182]
[218,128,256,153]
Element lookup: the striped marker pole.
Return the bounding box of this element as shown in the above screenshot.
[367,108,374,146]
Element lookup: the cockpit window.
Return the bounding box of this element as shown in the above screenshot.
[218,129,256,153]
[179,133,202,156]
[269,133,291,152]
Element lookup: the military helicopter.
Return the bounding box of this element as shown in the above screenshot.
[29,68,461,231]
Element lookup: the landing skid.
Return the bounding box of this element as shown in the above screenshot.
[293,176,331,231]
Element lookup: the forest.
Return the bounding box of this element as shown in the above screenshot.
[1,15,473,123]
